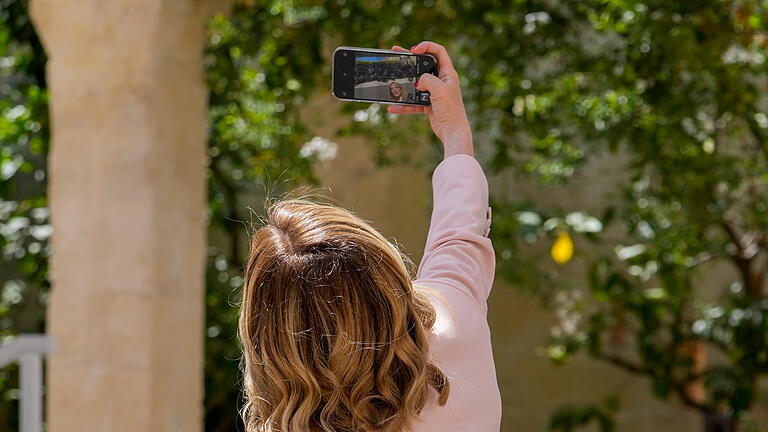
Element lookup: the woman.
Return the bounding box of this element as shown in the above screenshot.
[239,41,501,432]
[389,80,408,102]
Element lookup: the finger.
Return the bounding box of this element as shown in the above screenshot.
[414,72,444,94]
[410,41,457,78]
[391,45,409,53]
[387,105,425,114]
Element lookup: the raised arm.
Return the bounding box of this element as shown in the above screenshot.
[388,41,495,310]
[416,154,495,309]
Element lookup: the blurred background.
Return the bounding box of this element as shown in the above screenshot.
[1,0,767,431]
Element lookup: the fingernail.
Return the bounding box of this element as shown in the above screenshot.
[411,44,420,50]
[414,81,419,88]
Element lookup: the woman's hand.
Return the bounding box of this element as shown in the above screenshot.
[388,41,474,158]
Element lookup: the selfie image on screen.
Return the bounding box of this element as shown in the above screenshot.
[354,54,418,103]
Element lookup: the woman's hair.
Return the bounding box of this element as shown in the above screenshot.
[239,198,449,432]
[388,81,405,101]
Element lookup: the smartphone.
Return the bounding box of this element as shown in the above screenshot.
[332,46,437,105]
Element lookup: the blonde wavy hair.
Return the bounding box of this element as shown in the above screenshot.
[238,198,449,432]
[388,81,406,101]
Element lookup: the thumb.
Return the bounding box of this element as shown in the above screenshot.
[415,73,444,95]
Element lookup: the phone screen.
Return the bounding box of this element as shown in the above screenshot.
[354,54,422,103]
[333,48,436,105]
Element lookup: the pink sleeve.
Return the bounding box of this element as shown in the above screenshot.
[416,154,495,312]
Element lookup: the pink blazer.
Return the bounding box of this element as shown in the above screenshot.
[412,154,502,431]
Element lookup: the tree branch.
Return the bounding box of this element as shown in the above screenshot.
[210,156,245,270]
[720,216,762,296]
[593,352,650,375]
[672,380,710,413]
[720,216,749,256]
[744,112,768,170]
[593,351,711,413]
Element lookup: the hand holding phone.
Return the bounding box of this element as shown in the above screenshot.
[332,46,437,106]
[332,41,472,158]
[388,42,474,158]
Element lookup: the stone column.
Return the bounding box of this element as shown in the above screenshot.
[30,1,223,430]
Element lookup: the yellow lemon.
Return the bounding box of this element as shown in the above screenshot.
[551,232,574,265]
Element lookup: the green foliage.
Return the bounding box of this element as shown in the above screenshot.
[2,0,768,431]
[0,0,48,428]
[481,2,768,427]
[549,395,619,432]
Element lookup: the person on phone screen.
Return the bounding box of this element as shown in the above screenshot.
[238,41,501,432]
[389,80,408,102]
